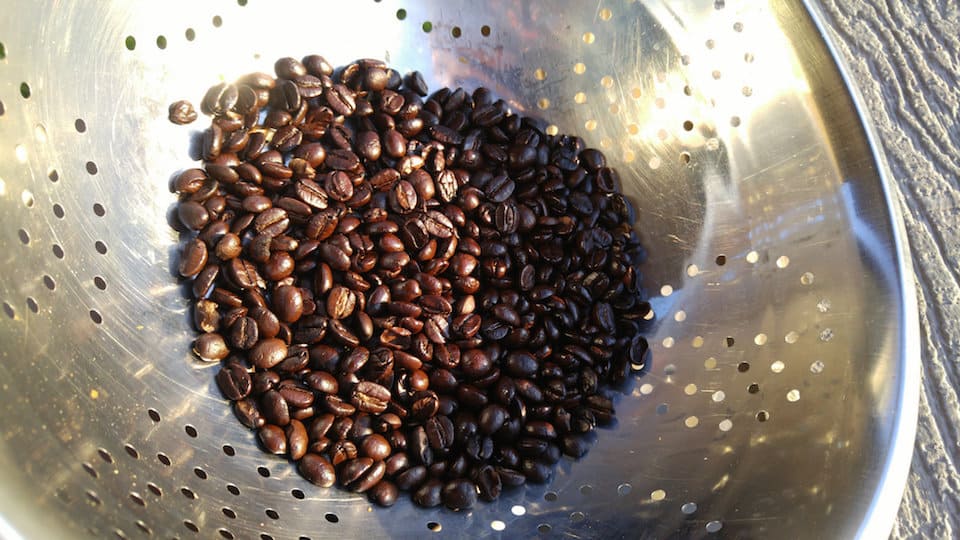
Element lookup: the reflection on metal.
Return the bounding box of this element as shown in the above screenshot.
[0,0,917,539]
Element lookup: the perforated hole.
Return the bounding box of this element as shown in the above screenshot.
[43,275,56,290]
[257,466,270,477]
[748,382,760,394]
[787,389,800,402]
[48,168,59,182]
[265,509,279,520]
[544,491,558,502]
[194,467,208,480]
[124,444,139,459]
[227,484,240,496]
[95,241,108,254]
[82,462,98,478]
[86,490,102,506]
[810,360,825,374]
[490,520,506,531]
[21,190,34,208]
[97,448,113,463]
[156,35,167,49]
[481,25,491,37]
[135,521,151,535]
[185,28,196,41]
[223,507,237,519]
[147,483,162,497]
[185,424,198,437]
[785,331,799,344]
[20,82,31,99]
[148,408,161,422]
[706,520,723,533]
[218,529,234,540]
[3,302,14,319]
[17,229,30,245]
[570,511,586,523]
[582,32,595,44]
[746,250,759,263]
[756,410,769,422]
[212,15,223,27]
[89,310,103,324]
[421,21,433,33]
[291,488,305,499]
[222,444,235,456]
[396,9,407,20]
[538,524,551,534]
[124,36,136,50]
[183,520,198,533]
[771,360,785,373]
[157,453,171,466]
[129,492,145,506]
[511,505,526,516]
[325,513,339,524]
[85,161,98,175]
[737,361,750,372]
[181,487,197,500]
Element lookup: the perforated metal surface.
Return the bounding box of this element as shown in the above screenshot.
[0,1,918,539]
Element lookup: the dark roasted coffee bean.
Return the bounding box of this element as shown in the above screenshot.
[272,285,304,323]
[168,100,198,124]
[193,299,219,333]
[299,453,336,487]
[179,238,208,277]
[234,398,265,429]
[193,333,228,361]
[412,479,443,508]
[424,415,455,450]
[258,424,287,455]
[368,480,399,507]
[244,337,287,370]
[261,389,290,426]
[351,381,391,414]
[396,465,428,491]
[442,479,478,511]
[326,285,357,320]
[216,362,252,400]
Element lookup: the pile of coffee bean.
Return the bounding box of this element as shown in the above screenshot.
[172,55,650,510]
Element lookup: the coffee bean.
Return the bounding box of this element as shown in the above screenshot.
[299,453,336,487]
[216,362,252,400]
[272,285,304,323]
[351,381,390,414]
[193,333,228,361]
[320,286,355,320]
[258,424,287,455]
[234,398,265,429]
[412,479,443,508]
[361,434,392,461]
[261,389,290,426]
[368,480,399,507]
[168,100,198,124]
[442,479,478,510]
[179,239,208,277]
[424,415,455,450]
[249,338,287,369]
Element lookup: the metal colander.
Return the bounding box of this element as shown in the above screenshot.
[0,0,919,538]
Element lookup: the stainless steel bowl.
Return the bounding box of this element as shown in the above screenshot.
[0,0,919,538]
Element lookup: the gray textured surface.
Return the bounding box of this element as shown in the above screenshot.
[819,2,960,538]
